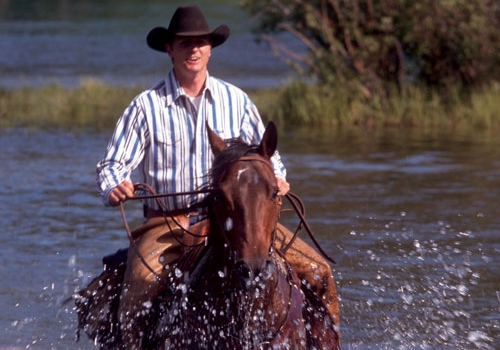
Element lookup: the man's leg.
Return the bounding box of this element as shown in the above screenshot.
[118,216,188,349]
[275,223,340,327]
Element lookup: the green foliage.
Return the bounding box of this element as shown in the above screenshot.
[242,0,500,96]
[1,81,498,132]
[395,0,500,89]
[254,81,353,127]
[464,82,500,129]
[250,80,500,131]
[0,80,142,130]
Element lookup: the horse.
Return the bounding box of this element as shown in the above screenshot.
[153,122,340,349]
[72,122,339,349]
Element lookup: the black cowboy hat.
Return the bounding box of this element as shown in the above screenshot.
[147,4,230,52]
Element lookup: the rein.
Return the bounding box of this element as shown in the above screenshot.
[282,192,336,264]
[119,183,213,278]
[118,164,335,277]
[236,154,336,264]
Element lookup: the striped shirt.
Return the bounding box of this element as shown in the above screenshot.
[96,70,287,210]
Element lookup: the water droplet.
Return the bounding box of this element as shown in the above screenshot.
[67,255,76,268]
[225,217,233,231]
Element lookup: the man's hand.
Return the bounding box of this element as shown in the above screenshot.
[276,177,290,196]
[108,181,135,206]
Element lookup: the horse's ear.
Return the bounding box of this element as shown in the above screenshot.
[207,121,227,156]
[257,121,278,159]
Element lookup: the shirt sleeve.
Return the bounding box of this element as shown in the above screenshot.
[96,98,147,206]
[240,95,287,180]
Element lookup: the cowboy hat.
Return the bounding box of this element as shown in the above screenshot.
[147,4,230,52]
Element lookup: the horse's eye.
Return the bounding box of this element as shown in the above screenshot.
[212,189,224,204]
[211,191,219,203]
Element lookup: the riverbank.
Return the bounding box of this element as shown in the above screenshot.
[1,79,499,132]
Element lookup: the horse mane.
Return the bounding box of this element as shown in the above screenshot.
[209,137,259,186]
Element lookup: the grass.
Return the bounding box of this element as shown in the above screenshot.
[0,80,142,131]
[252,80,500,132]
[1,78,499,132]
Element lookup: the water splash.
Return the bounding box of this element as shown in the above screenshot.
[338,220,497,349]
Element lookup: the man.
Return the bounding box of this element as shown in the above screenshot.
[95,4,338,348]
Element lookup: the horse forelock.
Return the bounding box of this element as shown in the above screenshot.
[209,138,259,187]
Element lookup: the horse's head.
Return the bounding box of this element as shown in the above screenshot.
[207,122,281,276]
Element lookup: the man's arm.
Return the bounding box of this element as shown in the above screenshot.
[96,98,147,206]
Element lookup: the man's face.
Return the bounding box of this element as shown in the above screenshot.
[166,36,212,75]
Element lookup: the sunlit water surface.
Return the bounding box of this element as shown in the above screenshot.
[0,0,296,90]
[1,128,499,349]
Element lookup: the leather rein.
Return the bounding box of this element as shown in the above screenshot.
[236,155,336,264]
[118,157,335,277]
[119,183,211,278]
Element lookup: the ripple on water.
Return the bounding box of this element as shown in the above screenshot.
[1,129,499,349]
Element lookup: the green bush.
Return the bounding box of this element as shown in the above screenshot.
[251,80,500,131]
[242,0,500,95]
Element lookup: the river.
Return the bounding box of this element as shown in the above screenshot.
[1,1,499,348]
[1,127,498,349]
[0,0,296,90]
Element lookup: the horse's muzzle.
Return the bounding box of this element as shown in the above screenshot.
[234,259,276,290]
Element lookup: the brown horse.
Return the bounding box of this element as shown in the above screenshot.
[154,122,339,349]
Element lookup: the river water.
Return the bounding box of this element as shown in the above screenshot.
[1,127,499,349]
[1,1,499,349]
[0,0,296,90]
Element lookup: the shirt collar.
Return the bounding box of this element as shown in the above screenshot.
[165,70,213,107]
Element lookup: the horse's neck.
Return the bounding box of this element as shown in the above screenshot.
[233,254,295,339]
[185,241,297,342]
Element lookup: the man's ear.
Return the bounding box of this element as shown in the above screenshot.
[165,43,172,56]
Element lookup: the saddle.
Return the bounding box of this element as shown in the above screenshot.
[73,248,127,347]
[73,214,339,348]
[73,239,206,347]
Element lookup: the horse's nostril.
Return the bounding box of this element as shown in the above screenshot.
[260,259,276,280]
[235,259,275,285]
[235,260,253,281]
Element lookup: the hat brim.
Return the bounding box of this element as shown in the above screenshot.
[147,24,229,53]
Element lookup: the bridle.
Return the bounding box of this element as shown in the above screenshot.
[214,153,282,257]
[118,154,336,345]
[235,155,335,264]
[118,155,335,278]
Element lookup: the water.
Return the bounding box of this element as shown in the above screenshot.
[1,1,499,348]
[280,128,500,349]
[1,128,498,349]
[0,0,296,90]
